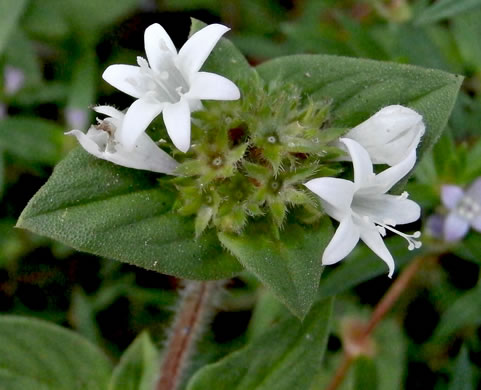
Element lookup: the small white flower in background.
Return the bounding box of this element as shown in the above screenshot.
[102,23,240,153]
[66,106,178,174]
[65,107,89,130]
[433,178,481,242]
[305,138,421,277]
[4,66,25,95]
[338,105,425,166]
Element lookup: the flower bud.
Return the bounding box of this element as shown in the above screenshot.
[66,106,178,174]
[341,105,425,166]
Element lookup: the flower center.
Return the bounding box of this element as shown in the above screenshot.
[455,195,481,221]
[134,56,189,104]
[353,192,422,250]
[374,220,422,250]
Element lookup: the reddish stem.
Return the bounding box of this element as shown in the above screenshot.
[324,255,428,390]
[156,281,216,390]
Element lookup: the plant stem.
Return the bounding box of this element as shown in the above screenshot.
[156,281,217,390]
[324,255,427,390]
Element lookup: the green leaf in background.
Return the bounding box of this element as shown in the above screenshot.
[414,0,481,26]
[187,297,334,390]
[0,117,64,165]
[219,217,332,319]
[430,283,481,344]
[451,9,481,72]
[375,319,406,390]
[0,315,112,390]
[66,48,97,127]
[453,233,481,265]
[0,0,28,55]
[0,151,4,199]
[246,289,286,341]
[257,55,463,160]
[3,29,42,89]
[448,346,473,390]
[109,333,159,390]
[63,0,138,38]
[21,0,69,40]
[353,357,378,390]
[17,148,243,280]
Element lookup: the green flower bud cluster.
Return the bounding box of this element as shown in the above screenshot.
[171,81,345,237]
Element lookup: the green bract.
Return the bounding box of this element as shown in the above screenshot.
[173,81,342,237]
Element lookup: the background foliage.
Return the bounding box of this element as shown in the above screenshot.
[1,0,481,389]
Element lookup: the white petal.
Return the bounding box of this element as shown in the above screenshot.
[304,177,354,221]
[340,138,374,190]
[322,216,360,265]
[66,129,108,158]
[444,212,470,242]
[187,72,240,100]
[163,99,191,153]
[372,149,416,194]
[119,98,163,150]
[441,185,464,210]
[93,105,124,120]
[345,106,425,165]
[177,24,229,76]
[113,132,178,174]
[144,23,177,70]
[102,65,145,98]
[353,194,421,225]
[67,128,177,174]
[347,106,423,143]
[466,177,481,202]
[357,217,395,277]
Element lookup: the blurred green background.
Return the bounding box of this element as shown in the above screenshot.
[1,0,481,388]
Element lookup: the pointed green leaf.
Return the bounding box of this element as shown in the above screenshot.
[451,9,481,71]
[0,0,28,55]
[219,217,332,318]
[0,117,64,165]
[257,55,462,160]
[187,297,334,390]
[17,148,243,280]
[109,333,159,390]
[0,315,112,390]
[449,346,473,390]
[353,357,378,390]
[431,283,481,343]
[415,0,481,26]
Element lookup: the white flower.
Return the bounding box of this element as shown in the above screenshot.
[304,138,421,277]
[66,106,178,174]
[102,23,240,153]
[338,105,425,166]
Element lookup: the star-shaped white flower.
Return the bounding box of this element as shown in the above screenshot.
[304,138,421,277]
[66,106,178,174]
[102,23,240,153]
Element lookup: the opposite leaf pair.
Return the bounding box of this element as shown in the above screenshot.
[67,22,425,277]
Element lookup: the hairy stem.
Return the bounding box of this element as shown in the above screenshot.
[324,255,429,390]
[156,281,218,390]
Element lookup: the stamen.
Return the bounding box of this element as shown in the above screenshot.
[376,221,422,250]
[399,191,409,200]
